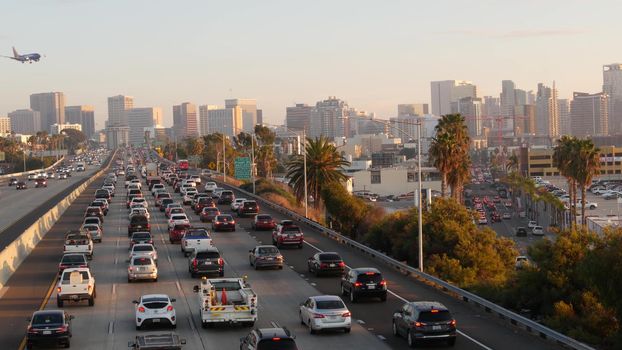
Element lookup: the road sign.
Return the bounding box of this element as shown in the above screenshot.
[235,157,251,180]
[188,155,201,163]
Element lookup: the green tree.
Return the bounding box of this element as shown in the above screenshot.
[61,129,86,154]
[321,185,380,239]
[572,139,600,227]
[553,136,579,228]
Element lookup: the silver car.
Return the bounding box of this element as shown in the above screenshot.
[128,256,158,282]
[129,243,158,262]
[249,245,284,270]
[300,295,351,333]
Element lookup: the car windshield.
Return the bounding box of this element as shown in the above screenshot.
[132,257,153,265]
[257,339,298,350]
[32,313,63,326]
[258,247,279,255]
[196,251,220,259]
[61,271,89,284]
[187,229,209,237]
[319,253,341,261]
[132,234,151,240]
[210,281,241,291]
[256,215,271,220]
[173,224,189,231]
[131,216,148,224]
[61,255,85,263]
[356,273,382,283]
[134,245,154,252]
[219,215,233,221]
[316,300,345,310]
[418,310,453,322]
[172,215,186,220]
[283,226,301,232]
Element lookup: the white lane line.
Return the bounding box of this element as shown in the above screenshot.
[167,255,172,264]
[112,283,116,295]
[303,239,494,350]
[108,321,114,334]
[176,281,182,292]
[116,237,119,247]
[114,257,118,265]
[377,335,386,340]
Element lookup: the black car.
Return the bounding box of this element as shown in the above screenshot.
[160,198,174,212]
[8,178,18,186]
[58,253,89,274]
[16,181,27,190]
[95,188,111,200]
[238,200,259,217]
[130,232,154,248]
[240,327,298,350]
[128,214,150,236]
[392,301,457,347]
[188,248,224,277]
[26,310,73,349]
[516,227,528,237]
[307,252,345,276]
[90,201,108,215]
[217,190,235,204]
[340,267,387,302]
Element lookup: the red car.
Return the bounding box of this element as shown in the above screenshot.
[251,214,276,231]
[169,224,190,243]
[271,220,304,248]
[491,212,501,222]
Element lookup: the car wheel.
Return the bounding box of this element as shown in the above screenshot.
[172,323,177,329]
[380,293,387,302]
[309,320,315,334]
[57,298,63,307]
[88,297,94,306]
[128,278,132,283]
[300,311,305,325]
[64,340,70,348]
[135,325,141,331]
[190,271,196,278]
[219,271,224,277]
[153,278,158,282]
[392,321,399,337]
[407,330,415,348]
[298,244,303,249]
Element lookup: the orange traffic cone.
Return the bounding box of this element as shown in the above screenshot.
[221,288,227,305]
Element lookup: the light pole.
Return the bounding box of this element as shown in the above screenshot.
[251,133,256,195]
[302,129,308,218]
[222,133,226,184]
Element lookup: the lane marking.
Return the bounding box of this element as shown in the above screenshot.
[112,283,116,295]
[176,281,182,292]
[303,238,494,350]
[114,257,118,265]
[108,321,114,334]
[377,335,386,340]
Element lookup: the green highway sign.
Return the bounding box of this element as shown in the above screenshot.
[235,157,251,180]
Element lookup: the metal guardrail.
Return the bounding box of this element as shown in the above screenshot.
[151,152,595,350]
[0,156,65,182]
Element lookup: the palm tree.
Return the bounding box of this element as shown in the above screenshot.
[286,136,350,209]
[553,136,579,228]
[429,114,471,198]
[429,132,454,197]
[506,153,519,173]
[572,139,600,227]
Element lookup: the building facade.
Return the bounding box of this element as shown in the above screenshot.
[173,102,198,138]
[225,99,257,133]
[309,97,349,139]
[207,106,243,136]
[8,109,41,134]
[603,64,622,134]
[397,103,428,116]
[451,97,483,138]
[557,99,571,136]
[65,105,95,139]
[30,92,65,133]
[430,80,477,116]
[286,103,312,132]
[107,95,133,127]
[570,92,608,137]
[0,117,10,134]
[535,83,559,137]
[198,105,218,136]
[522,145,622,177]
[127,107,162,145]
[50,123,81,135]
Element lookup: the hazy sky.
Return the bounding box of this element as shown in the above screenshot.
[2,0,622,129]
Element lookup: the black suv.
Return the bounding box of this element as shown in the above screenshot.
[95,188,111,200]
[238,200,259,217]
[239,327,298,350]
[128,214,150,236]
[340,267,387,302]
[392,301,457,347]
[516,227,528,237]
[217,190,235,204]
[188,247,224,277]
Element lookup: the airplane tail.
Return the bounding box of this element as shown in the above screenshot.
[12,46,19,58]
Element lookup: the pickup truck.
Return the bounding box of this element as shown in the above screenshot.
[63,231,93,259]
[181,228,213,256]
[56,268,96,307]
[128,333,186,350]
[193,277,257,327]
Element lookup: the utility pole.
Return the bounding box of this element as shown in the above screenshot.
[303,129,308,218]
[251,133,256,194]
[222,133,227,184]
[417,120,424,273]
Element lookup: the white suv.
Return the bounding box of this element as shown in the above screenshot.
[133,294,176,330]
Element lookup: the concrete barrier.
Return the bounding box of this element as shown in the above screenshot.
[0,151,115,289]
[0,157,65,185]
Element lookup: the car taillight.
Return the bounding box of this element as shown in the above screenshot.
[412,321,424,328]
[342,311,351,317]
[338,262,345,267]
[129,267,133,272]
[167,305,174,312]
[56,325,68,333]
[354,282,363,287]
[138,306,145,313]
[88,285,92,291]
[192,259,197,267]
[450,319,456,327]
[27,326,36,334]
[313,313,325,318]
[379,280,387,286]
[57,287,61,293]
[218,258,224,265]
[320,263,328,268]
[79,265,88,268]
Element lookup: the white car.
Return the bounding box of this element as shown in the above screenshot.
[189,175,201,186]
[129,243,158,262]
[130,179,142,189]
[151,184,165,195]
[102,184,115,196]
[527,221,538,229]
[231,198,247,211]
[183,191,198,205]
[133,294,177,330]
[204,182,217,192]
[169,214,190,229]
[299,295,351,333]
[130,197,148,209]
[532,226,544,236]
[57,268,96,307]
[130,208,150,220]
[576,201,599,209]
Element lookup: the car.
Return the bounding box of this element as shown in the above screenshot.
[200,207,220,223]
[130,207,150,220]
[151,183,165,195]
[212,214,236,232]
[217,190,235,204]
[84,206,104,223]
[576,201,598,209]
[527,221,537,229]
[58,172,68,179]
[231,198,247,212]
[504,201,512,208]
[35,178,47,188]
[491,212,501,222]
[160,198,174,212]
[133,294,177,330]
[299,295,351,334]
[90,199,109,215]
[189,174,201,186]
[58,253,89,275]
[602,192,620,200]
[168,214,190,229]
[249,245,284,270]
[94,188,111,200]
[81,223,103,243]
[188,247,224,277]
[56,267,96,307]
[307,252,345,276]
[165,203,183,218]
[128,256,158,282]
[128,214,150,236]
[392,301,457,347]
[204,182,217,192]
[129,243,158,262]
[238,200,259,217]
[102,184,115,196]
[272,221,303,248]
[168,224,189,244]
[82,216,102,230]
[28,173,37,181]
[340,267,387,302]
[26,310,73,349]
[515,255,531,269]
[477,216,488,225]
[155,192,172,207]
[194,196,215,214]
[8,178,18,186]
[240,327,298,350]
[516,227,528,237]
[532,226,544,236]
[251,214,276,230]
[502,212,511,220]
[129,196,148,209]
[16,181,27,190]
[130,232,154,248]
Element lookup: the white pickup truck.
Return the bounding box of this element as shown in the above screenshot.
[193,277,257,328]
[181,228,213,257]
[57,267,96,307]
[63,231,93,259]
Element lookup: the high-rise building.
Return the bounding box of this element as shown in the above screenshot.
[398,104,429,116]
[50,123,81,135]
[256,109,263,126]
[206,106,243,136]
[107,95,133,127]
[603,64,622,134]
[515,89,527,106]
[536,83,559,137]
[286,103,312,132]
[225,99,257,133]
[173,102,198,138]
[430,80,477,116]
[309,97,350,139]
[65,105,95,139]
[8,109,41,134]
[127,107,163,145]
[106,126,129,149]
[199,105,218,136]
[514,105,536,135]
[557,99,571,136]
[30,92,65,132]
[451,97,483,138]
[390,115,420,142]
[0,117,10,134]
[570,92,609,137]
[500,80,516,118]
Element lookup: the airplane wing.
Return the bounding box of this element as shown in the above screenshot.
[0,55,19,60]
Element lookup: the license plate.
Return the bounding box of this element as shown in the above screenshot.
[43,330,52,335]
[139,267,145,271]
[267,257,273,260]
[204,261,212,265]
[289,235,295,238]
[329,264,335,267]
[433,325,441,330]
[71,295,79,300]
[152,319,160,323]
[367,284,376,289]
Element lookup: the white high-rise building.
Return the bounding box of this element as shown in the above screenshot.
[207,106,243,136]
[430,80,477,116]
[451,97,483,138]
[225,99,257,133]
[535,82,559,137]
[107,95,133,127]
[127,107,162,146]
[8,109,41,134]
[603,64,622,133]
[309,97,350,139]
[30,92,65,132]
[199,105,219,136]
[557,99,571,136]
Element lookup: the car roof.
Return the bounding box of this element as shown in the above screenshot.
[256,327,293,340]
[409,301,449,312]
[141,293,169,300]
[256,245,278,249]
[310,295,343,302]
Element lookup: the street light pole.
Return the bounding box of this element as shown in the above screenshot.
[222,133,227,184]
[302,129,308,218]
[251,133,256,195]
[417,120,424,273]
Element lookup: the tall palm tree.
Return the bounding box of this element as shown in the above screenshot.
[286,136,350,209]
[429,132,455,197]
[553,136,578,228]
[429,114,471,198]
[572,139,600,227]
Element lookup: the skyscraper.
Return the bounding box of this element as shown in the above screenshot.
[570,92,608,137]
[30,92,65,132]
[198,105,218,136]
[127,107,163,145]
[0,117,11,134]
[207,106,243,136]
[536,83,559,137]
[514,105,536,135]
[173,102,198,138]
[65,105,95,139]
[107,95,133,126]
[500,80,516,118]
[603,64,622,134]
[8,109,41,134]
[286,103,312,132]
[309,97,350,139]
[557,99,571,136]
[451,97,483,138]
[430,80,477,116]
[397,104,429,116]
[225,99,257,133]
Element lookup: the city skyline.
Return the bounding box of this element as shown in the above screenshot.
[2,1,622,129]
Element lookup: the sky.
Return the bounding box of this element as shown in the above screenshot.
[2,0,622,129]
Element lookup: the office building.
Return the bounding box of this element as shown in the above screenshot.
[199,105,218,136]
[570,92,608,137]
[309,97,350,139]
[257,109,263,125]
[451,97,483,138]
[430,80,477,116]
[50,123,81,135]
[514,105,536,135]
[65,105,95,139]
[535,83,559,137]
[107,95,133,127]
[286,103,313,132]
[173,102,198,138]
[500,80,516,118]
[106,126,129,148]
[30,92,65,132]
[603,64,622,134]
[8,109,41,134]
[398,104,428,116]
[558,99,571,136]
[127,107,162,145]
[0,117,10,134]
[225,99,257,133]
[207,106,243,136]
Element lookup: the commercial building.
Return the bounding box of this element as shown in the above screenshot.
[127,107,163,146]
[30,92,65,132]
[225,99,257,133]
[65,105,95,139]
[198,105,218,136]
[535,83,559,137]
[50,123,81,135]
[106,126,129,149]
[570,92,608,137]
[521,145,622,177]
[107,95,133,127]
[398,104,428,116]
[286,103,312,132]
[0,117,10,134]
[451,97,483,138]
[430,80,477,116]
[557,99,571,136]
[8,109,41,134]
[309,96,350,139]
[206,106,243,136]
[173,102,198,138]
[349,164,441,196]
[603,64,622,134]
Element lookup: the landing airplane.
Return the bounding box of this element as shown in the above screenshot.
[2,47,42,63]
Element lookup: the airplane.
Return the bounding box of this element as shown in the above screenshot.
[2,47,42,63]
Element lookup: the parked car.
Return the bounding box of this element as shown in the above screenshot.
[532,226,544,236]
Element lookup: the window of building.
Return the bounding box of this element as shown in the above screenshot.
[530,155,551,160]
[371,170,381,184]
[407,170,416,183]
